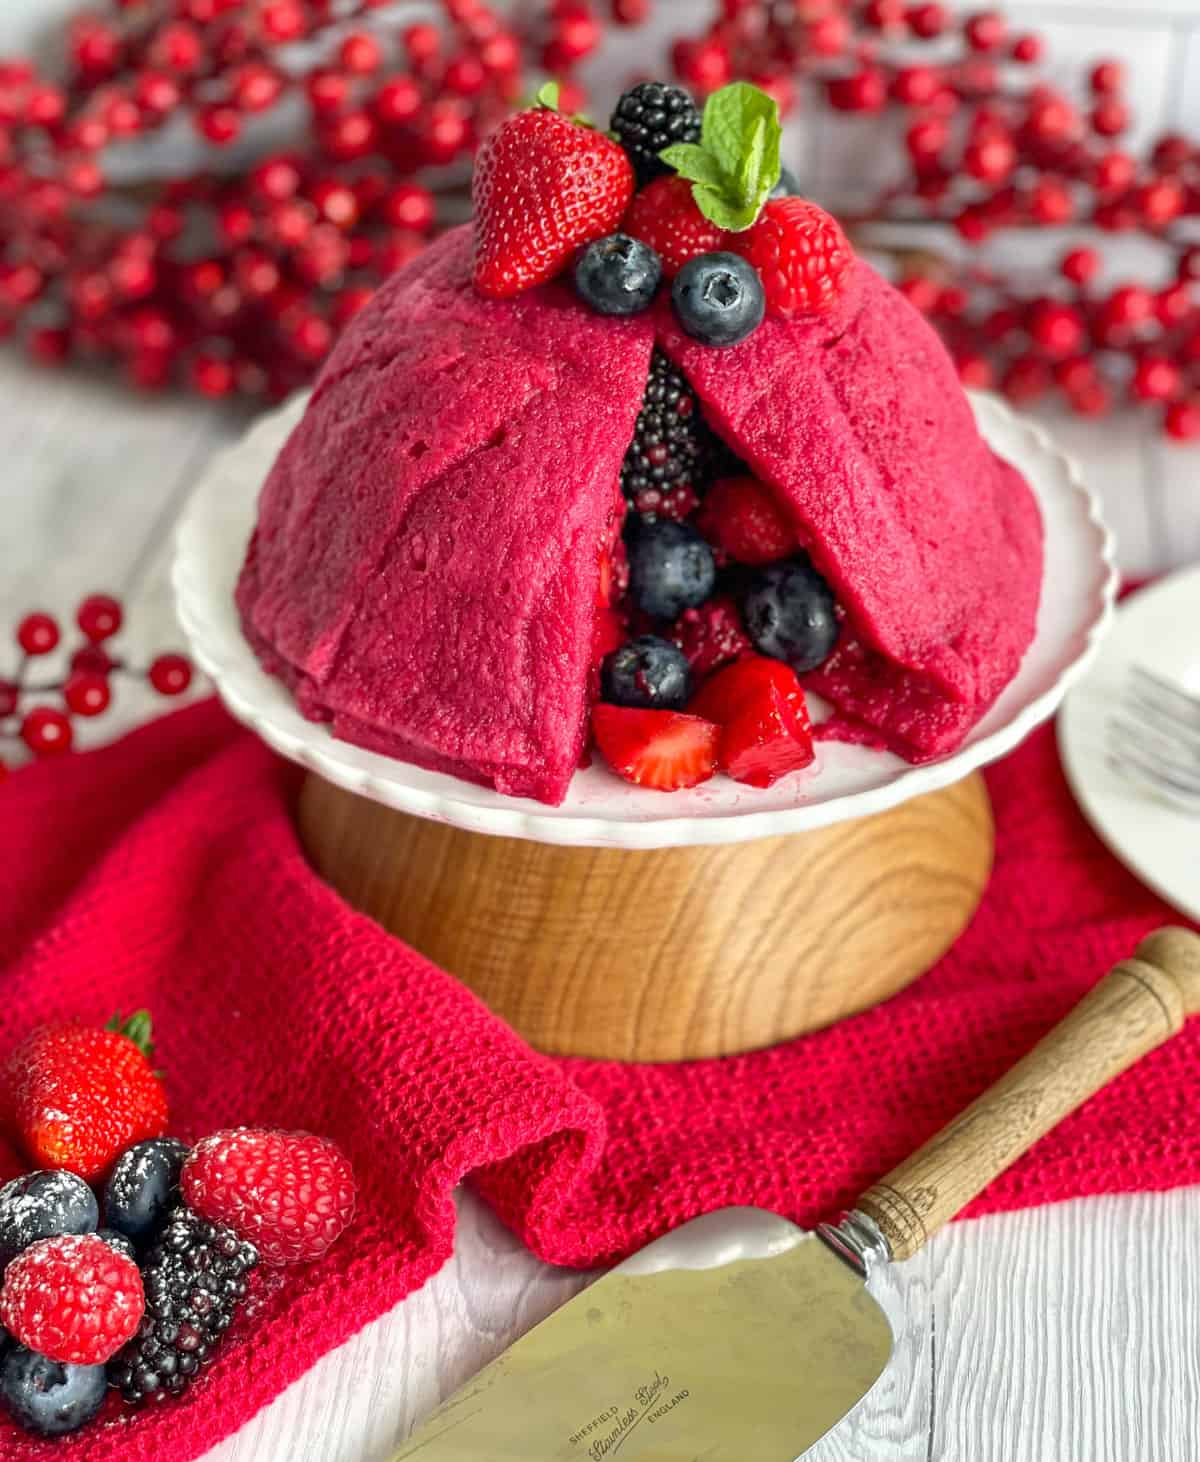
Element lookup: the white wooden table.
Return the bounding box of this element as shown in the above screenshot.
[2,350,1199,1462]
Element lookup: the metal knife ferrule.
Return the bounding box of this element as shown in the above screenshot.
[817,1208,891,1277]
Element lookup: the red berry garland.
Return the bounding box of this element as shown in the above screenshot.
[0,2,1194,437]
[1,595,195,769]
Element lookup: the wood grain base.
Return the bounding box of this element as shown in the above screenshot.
[297,772,994,1063]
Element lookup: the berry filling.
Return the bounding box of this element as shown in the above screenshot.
[594,358,840,791]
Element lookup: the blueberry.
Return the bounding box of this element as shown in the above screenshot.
[104,1138,189,1249]
[0,1172,98,1270]
[602,635,693,710]
[770,164,802,199]
[625,518,716,620]
[671,252,764,347]
[0,1347,107,1437]
[97,1228,137,1262]
[741,556,840,672]
[575,234,662,316]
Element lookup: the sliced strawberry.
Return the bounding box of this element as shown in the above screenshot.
[695,475,799,566]
[689,656,815,788]
[592,704,718,791]
[690,654,803,722]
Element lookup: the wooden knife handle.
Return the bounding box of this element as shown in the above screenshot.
[856,927,1200,1262]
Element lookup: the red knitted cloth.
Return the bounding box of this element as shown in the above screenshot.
[0,697,1194,1461]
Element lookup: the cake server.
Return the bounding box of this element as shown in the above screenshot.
[391,927,1200,1462]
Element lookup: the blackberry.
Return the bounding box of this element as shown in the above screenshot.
[610,82,701,186]
[107,1208,257,1406]
[621,350,719,515]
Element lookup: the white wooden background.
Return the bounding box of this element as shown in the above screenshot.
[2,2,1200,1460]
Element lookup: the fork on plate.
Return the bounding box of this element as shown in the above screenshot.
[1107,666,1200,812]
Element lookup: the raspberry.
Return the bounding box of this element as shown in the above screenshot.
[732,198,855,317]
[0,1234,144,1365]
[695,475,799,565]
[671,596,751,677]
[181,1128,356,1266]
[622,176,731,280]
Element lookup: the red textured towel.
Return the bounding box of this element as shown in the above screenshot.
[0,695,1193,1460]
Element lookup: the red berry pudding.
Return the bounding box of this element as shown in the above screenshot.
[238,81,1043,804]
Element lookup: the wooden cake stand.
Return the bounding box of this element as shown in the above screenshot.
[297,770,994,1062]
[172,390,1115,1067]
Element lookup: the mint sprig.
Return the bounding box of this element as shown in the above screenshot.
[659,82,782,232]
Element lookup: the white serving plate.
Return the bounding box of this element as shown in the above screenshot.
[1058,566,1200,922]
[174,390,1116,849]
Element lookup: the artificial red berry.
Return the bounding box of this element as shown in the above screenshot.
[1027,299,1085,358]
[1136,177,1184,228]
[381,183,436,232]
[827,68,886,113]
[1010,33,1041,64]
[182,1128,356,1265]
[963,132,1014,184]
[1090,98,1129,138]
[1094,150,1135,194]
[733,197,854,318]
[1089,60,1123,95]
[17,612,60,656]
[20,706,73,756]
[1156,282,1193,327]
[0,679,17,717]
[339,32,383,75]
[0,1234,144,1365]
[64,672,111,717]
[1060,247,1099,286]
[907,2,947,37]
[76,592,122,642]
[1165,399,1200,441]
[964,11,1005,52]
[1098,284,1155,335]
[374,76,422,126]
[148,653,194,695]
[1132,355,1182,403]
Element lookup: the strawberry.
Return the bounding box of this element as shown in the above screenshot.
[0,1233,144,1365]
[695,475,799,565]
[591,704,718,791]
[732,197,855,317]
[2,1012,168,1183]
[622,176,732,279]
[182,1127,356,1266]
[472,99,634,299]
[690,656,815,788]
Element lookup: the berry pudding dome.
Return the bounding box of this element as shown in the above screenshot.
[238,81,1043,806]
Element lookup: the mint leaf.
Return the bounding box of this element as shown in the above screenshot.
[661,81,782,233]
[659,143,726,191]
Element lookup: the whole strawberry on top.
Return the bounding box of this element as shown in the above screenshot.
[472,82,634,300]
[2,1011,168,1183]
